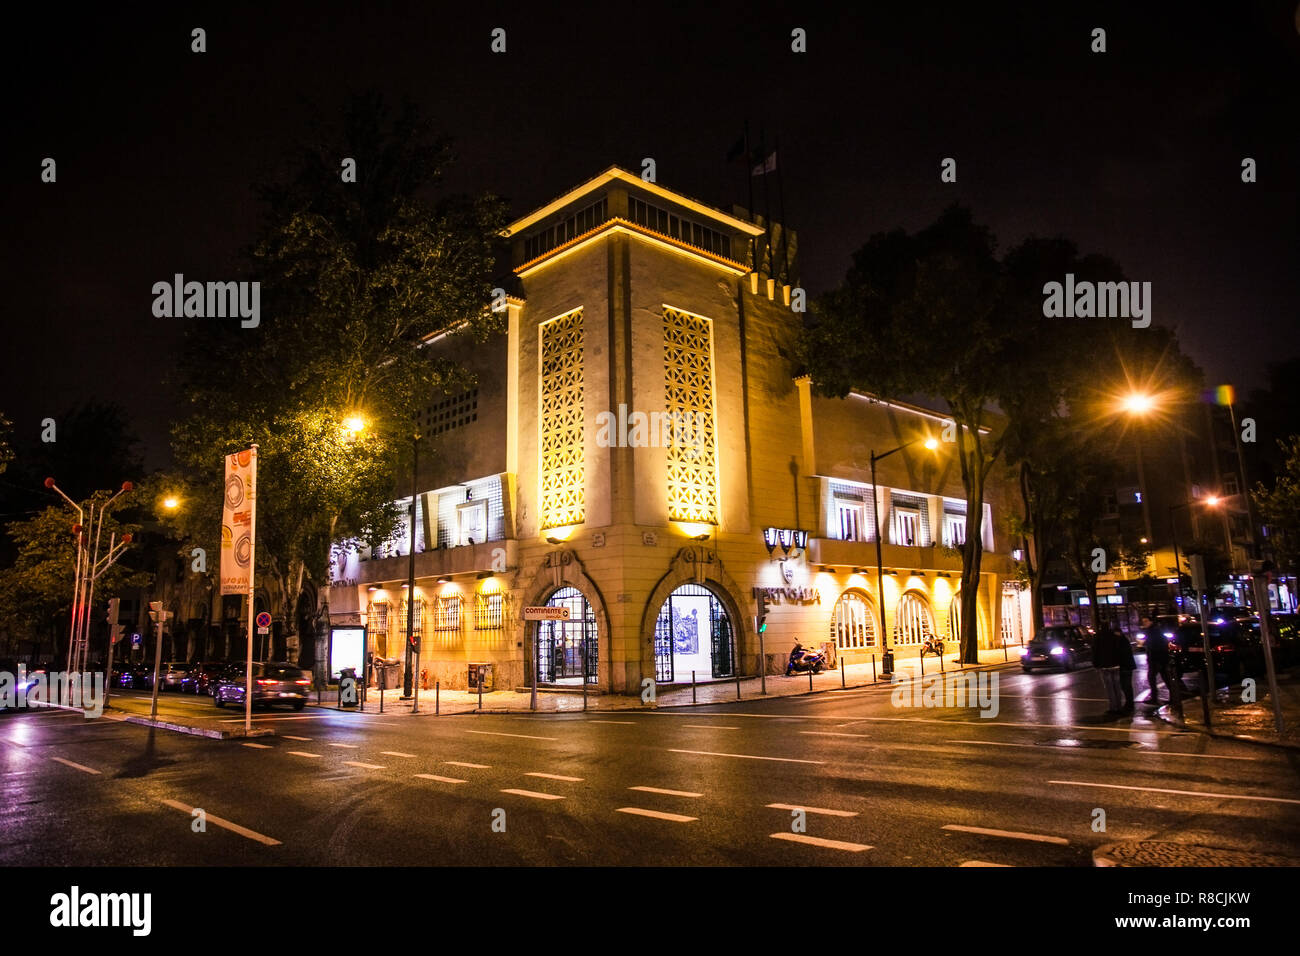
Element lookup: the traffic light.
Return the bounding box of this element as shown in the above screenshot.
[755,592,768,634]
[148,601,163,624]
[110,624,125,645]
[106,597,120,625]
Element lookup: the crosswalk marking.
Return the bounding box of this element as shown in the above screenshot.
[616,807,697,823]
[769,833,872,852]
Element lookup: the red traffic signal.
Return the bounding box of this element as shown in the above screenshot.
[121,481,134,492]
[44,477,55,488]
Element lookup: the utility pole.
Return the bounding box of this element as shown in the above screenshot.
[148,601,170,719]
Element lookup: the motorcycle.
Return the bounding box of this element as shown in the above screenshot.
[786,641,827,676]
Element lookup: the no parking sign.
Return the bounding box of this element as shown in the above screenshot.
[256,611,271,634]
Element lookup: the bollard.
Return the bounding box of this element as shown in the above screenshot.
[692,670,697,704]
[436,681,440,715]
[841,663,846,688]
[736,670,741,700]
[380,685,384,714]
[583,677,588,712]
[940,649,944,673]
[478,677,483,712]
[920,651,925,677]
[872,654,876,682]
[808,669,814,692]
[1003,641,1008,662]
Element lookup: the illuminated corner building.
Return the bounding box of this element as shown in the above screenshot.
[327,165,1025,694]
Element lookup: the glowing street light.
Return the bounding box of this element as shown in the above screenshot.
[343,415,367,435]
[1120,392,1156,415]
[163,496,180,510]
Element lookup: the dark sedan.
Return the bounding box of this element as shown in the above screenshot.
[182,661,225,695]
[1021,625,1092,673]
[1169,618,1270,683]
[213,662,310,711]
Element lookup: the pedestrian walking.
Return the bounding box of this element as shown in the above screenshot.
[1142,617,1182,715]
[1092,622,1124,714]
[1116,624,1136,713]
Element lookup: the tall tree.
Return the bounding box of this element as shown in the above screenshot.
[803,206,1013,663]
[171,93,508,668]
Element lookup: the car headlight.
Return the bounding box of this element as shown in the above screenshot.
[1049,646,1065,656]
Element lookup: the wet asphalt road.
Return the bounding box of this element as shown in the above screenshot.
[3,662,1298,866]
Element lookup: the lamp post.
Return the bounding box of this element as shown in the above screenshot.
[1120,393,1157,549]
[871,437,939,677]
[402,433,420,701]
[1169,495,1220,606]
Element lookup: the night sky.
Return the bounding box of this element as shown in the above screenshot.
[4,1,1296,471]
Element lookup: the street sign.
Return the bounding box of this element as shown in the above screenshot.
[255,611,272,629]
[257,627,269,635]
[130,633,142,648]
[524,606,569,621]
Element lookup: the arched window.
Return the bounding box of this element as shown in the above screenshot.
[894,591,934,645]
[831,591,876,649]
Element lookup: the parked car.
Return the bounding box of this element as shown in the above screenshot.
[1021,625,1092,673]
[156,661,190,692]
[212,662,311,711]
[0,659,39,713]
[114,664,153,690]
[1269,613,1299,666]
[182,661,225,695]
[1169,618,1271,684]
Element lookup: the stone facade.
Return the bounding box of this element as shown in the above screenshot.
[327,166,1029,693]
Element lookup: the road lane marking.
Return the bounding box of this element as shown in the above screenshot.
[381,751,416,758]
[415,774,467,784]
[343,761,385,770]
[616,807,697,823]
[282,735,312,741]
[1049,780,1300,805]
[445,761,490,769]
[525,772,583,782]
[500,788,565,800]
[629,786,703,798]
[800,731,870,738]
[948,740,1261,761]
[683,724,739,730]
[241,742,272,749]
[328,743,359,749]
[770,833,871,852]
[467,730,557,741]
[942,824,1068,845]
[589,720,636,725]
[669,749,824,765]
[50,757,100,775]
[286,751,321,759]
[160,799,280,846]
[767,803,858,818]
[960,860,1013,867]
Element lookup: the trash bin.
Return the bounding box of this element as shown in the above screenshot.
[468,662,494,693]
[338,667,359,708]
[375,657,401,690]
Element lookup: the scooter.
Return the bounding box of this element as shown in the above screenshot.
[786,642,827,676]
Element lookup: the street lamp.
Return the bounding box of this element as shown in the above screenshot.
[402,432,421,707]
[1169,495,1221,604]
[163,496,180,510]
[1118,392,1158,548]
[871,436,939,677]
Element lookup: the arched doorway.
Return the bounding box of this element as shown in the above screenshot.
[831,589,876,651]
[949,588,988,646]
[537,586,598,685]
[894,591,935,646]
[653,583,734,683]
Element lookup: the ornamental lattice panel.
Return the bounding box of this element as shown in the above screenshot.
[663,306,718,523]
[540,309,585,530]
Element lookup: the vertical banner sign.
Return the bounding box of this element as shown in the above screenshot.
[221,448,257,595]
[220,446,258,733]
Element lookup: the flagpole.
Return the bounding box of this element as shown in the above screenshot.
[744,120,755,272]
[245,444,258,735]
[758,127,773,278]
[775,135,790,284]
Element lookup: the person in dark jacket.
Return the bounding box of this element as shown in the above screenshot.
[1092,622,1124,713]
[1115,625,1136,713]
[1143,617,1181,714]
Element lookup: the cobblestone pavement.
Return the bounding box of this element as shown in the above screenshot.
[1094,841,1300,867]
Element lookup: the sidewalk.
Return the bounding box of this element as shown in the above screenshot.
[1162,667,1299,750]
[336,647,1019,716]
